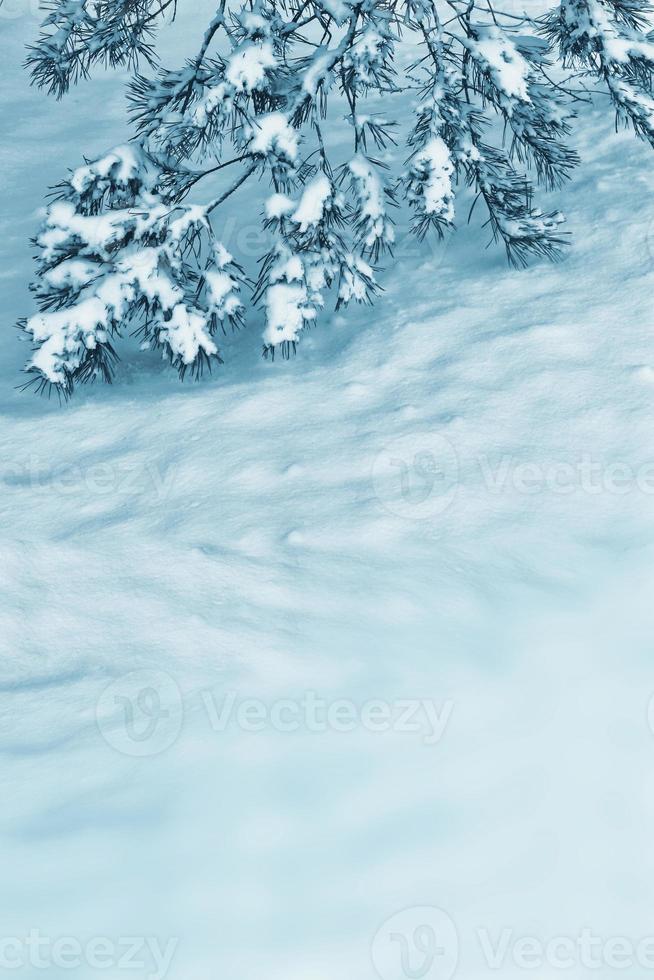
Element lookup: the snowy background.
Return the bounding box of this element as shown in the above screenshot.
[2,2,654,979]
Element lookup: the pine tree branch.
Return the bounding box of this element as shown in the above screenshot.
[19,0,654,392]
[183,154,255,192]
[206,162,259,214]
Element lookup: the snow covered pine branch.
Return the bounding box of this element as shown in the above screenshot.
[19,0,654,395]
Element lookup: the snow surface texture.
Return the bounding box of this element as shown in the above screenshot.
[2,4,654,980]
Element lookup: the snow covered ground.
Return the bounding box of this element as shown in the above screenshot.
[2,4,654,980]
